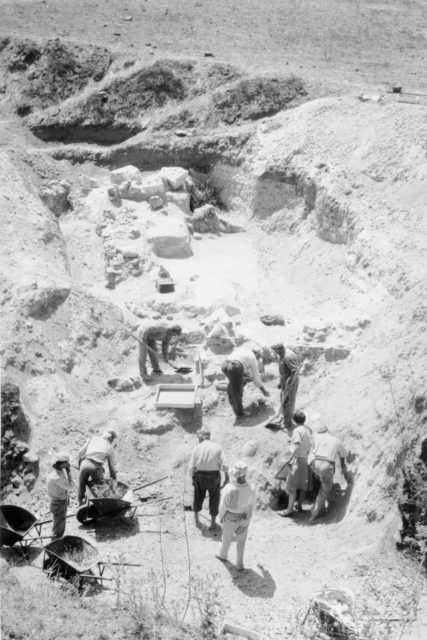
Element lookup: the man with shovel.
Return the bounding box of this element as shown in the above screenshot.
[270,343,300,430]
[136,323,182,381]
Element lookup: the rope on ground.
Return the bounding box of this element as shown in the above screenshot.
[158,511,168,613]
[180,465,192,623]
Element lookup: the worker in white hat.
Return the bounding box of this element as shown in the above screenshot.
[77,428,118,505]
[46,450,73,539]
[309,423,351,523]
[188,427,229,529]
[216,461,256,571]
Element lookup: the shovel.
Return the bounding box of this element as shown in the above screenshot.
[264,421,286,432]
[130,334,192,375]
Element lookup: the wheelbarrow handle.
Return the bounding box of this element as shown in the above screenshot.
[102,562,144,567]
[136,496,172,506]
[133,476,169,492]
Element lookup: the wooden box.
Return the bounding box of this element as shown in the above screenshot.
[154,384,199,409]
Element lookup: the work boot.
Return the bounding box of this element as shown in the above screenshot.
[153,369,163,376]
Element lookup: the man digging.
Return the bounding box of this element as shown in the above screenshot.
[221,345,270,418]
[136,322,182,381]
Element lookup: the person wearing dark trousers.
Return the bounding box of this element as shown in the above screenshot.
[270,343,300,429]
[136,323,182,381]
[221,346,270,417]
[189,427,228,529]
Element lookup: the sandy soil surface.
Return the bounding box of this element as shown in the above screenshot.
[1,2,427,640]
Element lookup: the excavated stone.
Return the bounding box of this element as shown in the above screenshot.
[166,190,191,215]
[160,166,189,190]
[149,195,165,210]
[147,218,192,258]
[191,204,221,233]
[80,175,99,192]
[38,180,71,216]
[110,165,141,185]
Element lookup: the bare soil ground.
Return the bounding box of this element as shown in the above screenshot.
[1,2,427,640]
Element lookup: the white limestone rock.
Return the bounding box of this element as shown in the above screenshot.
[110,165,141,185]
[147,218,192,258]
[166,190,191,214]
[160,167,189,190]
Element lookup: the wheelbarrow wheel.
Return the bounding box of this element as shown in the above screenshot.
[76,504,98,525]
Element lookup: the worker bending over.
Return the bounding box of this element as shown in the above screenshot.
[136,323,182,381]
[270,343,300,430]
[78,428,117,505]
[216,461,256,571]
[309,424,351,523]
[221,345,270,418]
[189,427,228,529]
[46,450,73,539]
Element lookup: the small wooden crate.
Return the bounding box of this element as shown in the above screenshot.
[154,384,199,409]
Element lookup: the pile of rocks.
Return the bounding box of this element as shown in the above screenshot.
[95,208,147,289]
[1,383,38,495]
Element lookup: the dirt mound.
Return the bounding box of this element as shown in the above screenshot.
[22,48,307,145]
[0,37,112,116]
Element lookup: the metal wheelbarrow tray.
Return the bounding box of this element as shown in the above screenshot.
[76,479,137,525]
[0,504,42,550]
[42,535,106,585]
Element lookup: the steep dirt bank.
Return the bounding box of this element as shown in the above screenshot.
[1,33,427,640]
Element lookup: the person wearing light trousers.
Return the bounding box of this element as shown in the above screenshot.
[46,450,73,540]
[216,461,256,571]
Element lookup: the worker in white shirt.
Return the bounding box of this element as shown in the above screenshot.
[216,461,256,571]
[221,346,270,417]
[309,424,351,523]
[189,427,228,529]
[46,450,73,539]
[279,410,312,517]
[77,428,117,505]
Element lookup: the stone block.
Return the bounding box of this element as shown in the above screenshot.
[110,165,141,185]
[141,175,166,199]
[159,167,189,190]
[191,204,221,233]
[80,175,99,191]
[166,190,191,214]
[147,218,192,258]
[149,195,165,210]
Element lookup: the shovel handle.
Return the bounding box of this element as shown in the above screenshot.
[133,476,169,492]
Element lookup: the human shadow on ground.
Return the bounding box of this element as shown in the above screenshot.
[0,545,42,564]
[194,514,222,540]
[275,476,355,527]
[233,407,276,428]
[219,561,276,598]
[78,514,141,543]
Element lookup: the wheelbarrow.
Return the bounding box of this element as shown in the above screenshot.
[76,476,169,525]
[0,505,44,552]
[43,535,144,590]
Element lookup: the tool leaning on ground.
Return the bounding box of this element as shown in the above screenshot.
[130,333,193,375]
